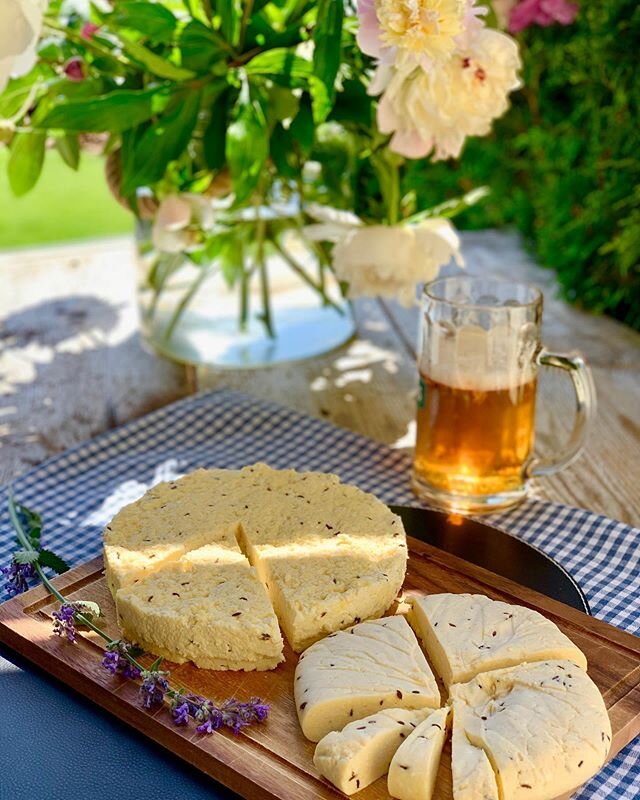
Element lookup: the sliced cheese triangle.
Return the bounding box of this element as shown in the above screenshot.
[407,593,587,686]
[450,660,612,800]
[115,544,284,671]
[451,712,499,800]
[388,705,450,800]
[313,707,434,795]
[295,615,440,742]
[234,463,407,652]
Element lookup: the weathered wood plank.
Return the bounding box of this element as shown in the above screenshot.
[0,238,187,483]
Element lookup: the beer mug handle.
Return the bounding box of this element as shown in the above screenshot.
[526,350,596,478]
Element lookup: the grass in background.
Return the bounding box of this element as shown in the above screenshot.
[0,148,131,249]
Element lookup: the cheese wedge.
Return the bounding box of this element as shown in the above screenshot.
[104,468,241,594]
[387,706,450,800]
[248,538,407,652]
[314,707,434,795]
[115,544,284,671]
[234,463,407,651]
[451,712,499,800]
[407,593,587,685]
[450,660,612,800]
[295,615,440,742]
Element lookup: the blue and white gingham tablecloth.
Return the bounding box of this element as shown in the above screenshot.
[1,389,638,799]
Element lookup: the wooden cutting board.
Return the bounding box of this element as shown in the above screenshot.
[1,537,638,800]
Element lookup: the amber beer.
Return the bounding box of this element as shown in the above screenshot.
[414,372,537,498]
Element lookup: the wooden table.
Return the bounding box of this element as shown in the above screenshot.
[2,231,639,524]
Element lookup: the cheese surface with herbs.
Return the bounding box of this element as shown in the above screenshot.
[294,615,440,742]
[450,660,612,800]
[115,544,284,671]
[103,464,407,669]
[313,707,434,795]
[407,592,587,686]
[387,706,450,800]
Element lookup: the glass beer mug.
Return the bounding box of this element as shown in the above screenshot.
[412,276,596,513]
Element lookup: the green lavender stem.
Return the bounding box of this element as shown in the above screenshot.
[8,495,148,676]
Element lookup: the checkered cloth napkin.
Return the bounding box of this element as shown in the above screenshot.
[1,389,638,799]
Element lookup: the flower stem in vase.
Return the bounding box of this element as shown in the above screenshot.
[162,263,218,344]
[239,248,251,333]
[255,214,275,339]
[270,227,344,315]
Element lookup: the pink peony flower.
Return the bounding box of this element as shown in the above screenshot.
[508,0,578,32]
[63,56,85,81]
[80,21,100,40]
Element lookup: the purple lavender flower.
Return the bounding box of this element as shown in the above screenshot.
[52,604,77,643]
[102,641,142,680]
[1,560,36,597]
[172,701,190,726]
[139,670,169,709]
[195,717,218,734]
[195,696,269,735]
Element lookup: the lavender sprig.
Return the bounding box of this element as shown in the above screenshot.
[1,559,36,597]
[7,496,270,737]
[102,640,142,679]
[52,603,78,642]
[170,691,270,735]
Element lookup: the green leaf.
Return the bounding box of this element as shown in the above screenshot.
[13,549,40,565]
[289,94,314,155]
[74,600,102,620]
[270,122,297,179]
[17,505,43,544]
[244,48,312,80]
[38,549,71,574]
[112,2,178,44]
[330,78,372,127]
[8,132,46,196]
[180,19,224,72]
[38,88,171,133]
[244,48,329,123]
[0,67,50,120]
[55,134,80,170]
[149,655,164,672]
[217,0,240,44]
[226,94,269,205]
[202,88,229,170]
[121,89,202,195]
[121,40,196,81]
[313,0,343,100]
[405,187,491,224]
[307,76,331,124]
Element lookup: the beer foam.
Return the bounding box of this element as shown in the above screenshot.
[423,323,537,392]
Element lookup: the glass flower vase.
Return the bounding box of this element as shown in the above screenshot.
[135,206,355,368]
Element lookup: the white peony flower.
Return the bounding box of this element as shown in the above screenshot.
[331,218,462,306]
[0,0,47,94]
[152,194,216,254]
[375,28,522,160]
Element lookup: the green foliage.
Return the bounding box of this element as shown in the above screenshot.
[406,4,640,329]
